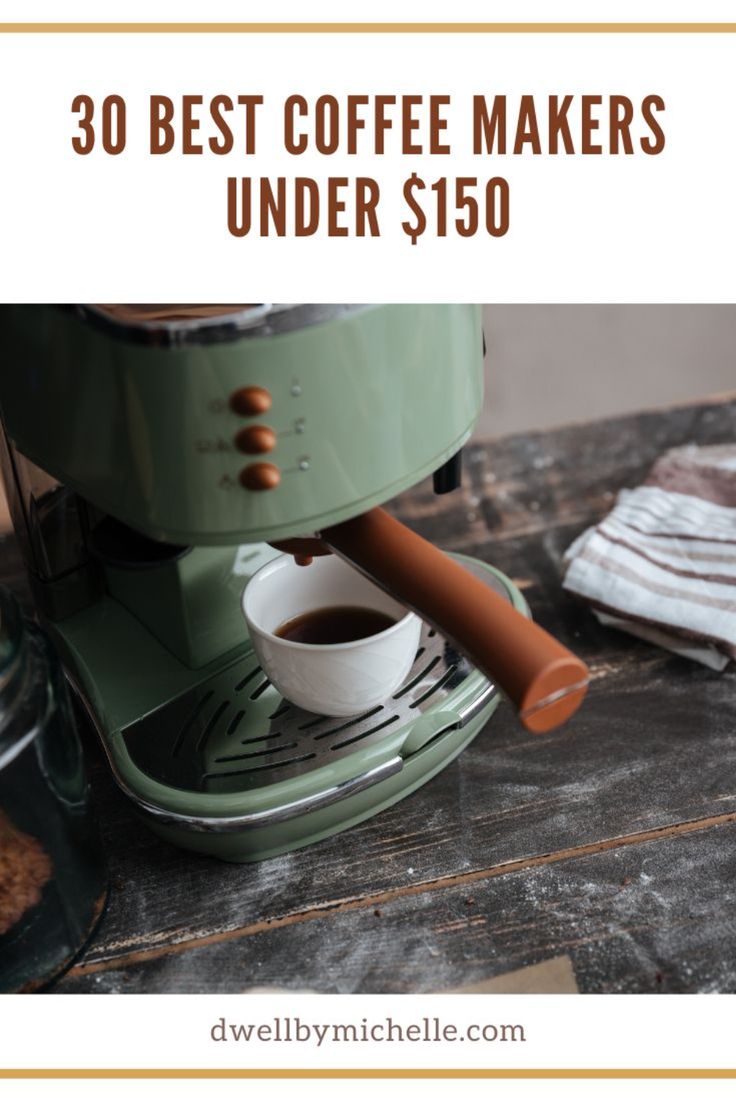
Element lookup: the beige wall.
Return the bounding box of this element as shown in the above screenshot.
[479,304,736,438]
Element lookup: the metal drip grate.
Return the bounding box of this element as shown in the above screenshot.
[121,623,482,795]
[120,561,516,799]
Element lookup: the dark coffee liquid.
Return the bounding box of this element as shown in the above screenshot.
[275,606,396,645]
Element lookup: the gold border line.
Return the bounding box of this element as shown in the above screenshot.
[2,1069,736,1080]
[1,22,736,32]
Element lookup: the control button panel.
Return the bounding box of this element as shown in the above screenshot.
[240,462,281,491]
[230,386,272,417]
[234,425,276,455]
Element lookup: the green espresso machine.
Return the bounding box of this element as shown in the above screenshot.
[0,304,527,861]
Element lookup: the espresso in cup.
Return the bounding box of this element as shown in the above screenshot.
[275,606,397,645]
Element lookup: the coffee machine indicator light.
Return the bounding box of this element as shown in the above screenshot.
[239,462,281,491]
[230,386,272,417]
[234,425,276,455]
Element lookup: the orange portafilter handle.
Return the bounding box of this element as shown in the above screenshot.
[322,507,589,734]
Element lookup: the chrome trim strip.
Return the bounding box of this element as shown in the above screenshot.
[456,680,497,725]
[119,757,404,833]
[64,303,371,348]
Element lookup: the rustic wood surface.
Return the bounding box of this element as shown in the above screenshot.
[7,395,735,994]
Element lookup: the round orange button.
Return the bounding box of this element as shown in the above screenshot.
[240,462,281,491]
[230,386,272,417]
[234,425,277,455]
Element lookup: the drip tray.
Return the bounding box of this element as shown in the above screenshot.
[122,624,477,795]
[103,558,527,860]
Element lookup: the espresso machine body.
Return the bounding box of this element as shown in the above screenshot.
[0,304,528,861]
[0,304,482,545]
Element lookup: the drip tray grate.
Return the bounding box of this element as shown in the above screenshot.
[121,624,482,795]
[120,560,516,797]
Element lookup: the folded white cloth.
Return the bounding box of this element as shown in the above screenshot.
[562,443,736,670]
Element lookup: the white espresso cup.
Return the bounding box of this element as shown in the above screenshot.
[242,554,421,717]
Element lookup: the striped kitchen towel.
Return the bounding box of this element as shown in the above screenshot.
[562,443,736,671]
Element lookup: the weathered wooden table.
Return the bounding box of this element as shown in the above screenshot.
[14,396,736,994]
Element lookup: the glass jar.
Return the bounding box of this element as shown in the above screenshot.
[0,585,107,991]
